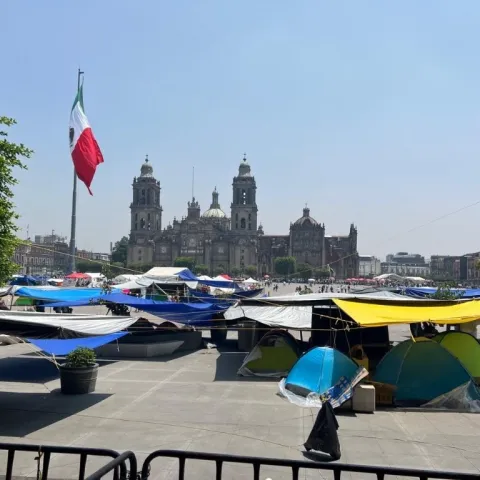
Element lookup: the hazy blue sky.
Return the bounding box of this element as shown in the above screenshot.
[4,1,480,259]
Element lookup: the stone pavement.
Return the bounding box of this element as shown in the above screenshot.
[0,341,479,480]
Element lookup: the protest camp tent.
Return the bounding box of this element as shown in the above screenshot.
[285,346,361,397]
[373,338,475,406]
[237,330,301,377]
[432,331,480,379]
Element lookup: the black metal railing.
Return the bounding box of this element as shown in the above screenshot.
[85,451,137,480]
[140,450,480,480]
[0,442,133,480]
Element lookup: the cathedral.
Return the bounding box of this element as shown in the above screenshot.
[127,156,359,278]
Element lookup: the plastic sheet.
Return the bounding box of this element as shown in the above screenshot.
[423,381,480,413]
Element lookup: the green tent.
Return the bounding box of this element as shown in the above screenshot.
[238,330,301,377]
[432,331,480,379]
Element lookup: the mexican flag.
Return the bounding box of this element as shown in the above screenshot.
[69,82,104,195]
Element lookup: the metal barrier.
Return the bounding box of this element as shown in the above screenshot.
[0,442,132,480]
[85,451,137,480]
[141,450,480,480]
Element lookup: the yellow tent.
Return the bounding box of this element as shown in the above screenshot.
[333,299,480,327]
[432,331,480,378]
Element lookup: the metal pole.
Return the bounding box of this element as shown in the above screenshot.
[69,68,83,273]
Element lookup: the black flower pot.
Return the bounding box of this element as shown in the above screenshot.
[59,363,99,394]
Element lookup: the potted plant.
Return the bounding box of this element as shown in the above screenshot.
[59,347,98,394]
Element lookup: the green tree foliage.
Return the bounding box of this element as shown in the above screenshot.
[213,265,225,276]
[76,259,102,273]
[173,256,195,270]
[297,263,313,280]
[0,117,32,284]
[245,265,258,278]
[431,282,463,300]
[315,267,331,279]
[274,257,296,276]
[111,236,129,265]
[230,266,241,277]
[194,263,209,275]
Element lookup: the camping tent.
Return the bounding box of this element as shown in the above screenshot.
[373,338,475,406]
[432,331,480,379]
[238,330,301,377]
[285,347,362,397]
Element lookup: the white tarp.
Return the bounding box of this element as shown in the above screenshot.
[225,305,312,329]
[0,311,138,335]
[0,287,12,297]
[243,277,259,284]
[260,290,414,303]
[112,274,142,285]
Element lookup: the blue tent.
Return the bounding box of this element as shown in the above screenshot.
[373,338,478,406]
[285,347,361,397]
[405,287,480,298]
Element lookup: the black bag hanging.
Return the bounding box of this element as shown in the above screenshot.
[304,401,341,460]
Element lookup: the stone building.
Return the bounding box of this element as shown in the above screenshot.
[127,156,358,278]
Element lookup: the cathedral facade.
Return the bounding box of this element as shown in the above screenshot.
[127,156,359,278]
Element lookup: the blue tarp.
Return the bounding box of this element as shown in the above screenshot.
[405,287,480,298]
[27,332,128,355]
[198,279,239,289]
[46,292,158,308]
[15,287,109,303]
[10,276,38,286]
[176,269,199,281]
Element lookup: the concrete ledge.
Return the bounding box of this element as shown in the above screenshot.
[95,331,202,358]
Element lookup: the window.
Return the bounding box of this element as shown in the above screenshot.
[235,213,238,221]
[241,190,247,205]
[248,213,251,220]
[235,223,238,229]
[147,213,151,221]
[135,213,138,221]
[248,223,251,230]
[240,218,246,229]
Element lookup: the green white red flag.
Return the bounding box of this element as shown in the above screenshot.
[69,82,104,195]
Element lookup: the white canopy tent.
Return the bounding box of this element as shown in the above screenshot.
[243,277,259,284]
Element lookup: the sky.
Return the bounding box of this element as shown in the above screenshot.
[3,1,480,260]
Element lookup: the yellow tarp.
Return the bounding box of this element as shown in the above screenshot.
[333,299,480,327]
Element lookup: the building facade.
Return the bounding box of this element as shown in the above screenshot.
[13,240,69,275]
[358,255,382,277]
[127,156,359,278]
[381,252,430,278]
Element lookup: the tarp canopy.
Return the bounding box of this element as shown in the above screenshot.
[405,287,480,299]
[243,277,259,284]
[225,305,312,329]
[0,311,137,337]
[65,272,89,279]
[112,274,142,284]
[9,275,38,286]
[333,299,480,327]
[46,292,161,308]
[144,267,198,282]
[27,332,128,355]
[15,287,107,303]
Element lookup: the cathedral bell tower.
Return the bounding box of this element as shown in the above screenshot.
[231,155,258,234]
[127,156,162,266]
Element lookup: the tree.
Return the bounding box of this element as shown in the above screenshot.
[245,265,257,278]
[0,117,32,285]
[174,256,195,270]
[431,283,462,300]
[297,263,313,280]
[230,266,241,277]
[274,257,296,276]
[314,267,330,279]
[194,263,209,275]
[213,265,225,276]
[76,259,102,273]
[111,236,129,265]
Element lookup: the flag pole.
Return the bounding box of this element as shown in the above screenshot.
[69,68,83,273]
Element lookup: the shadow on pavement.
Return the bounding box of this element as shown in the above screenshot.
[0,390,111,437]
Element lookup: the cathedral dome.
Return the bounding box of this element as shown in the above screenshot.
[202,187,227,219]
[238,155,251,177]
[203,207,227,219]
[140,156,154,177]
[294,207,318,226]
